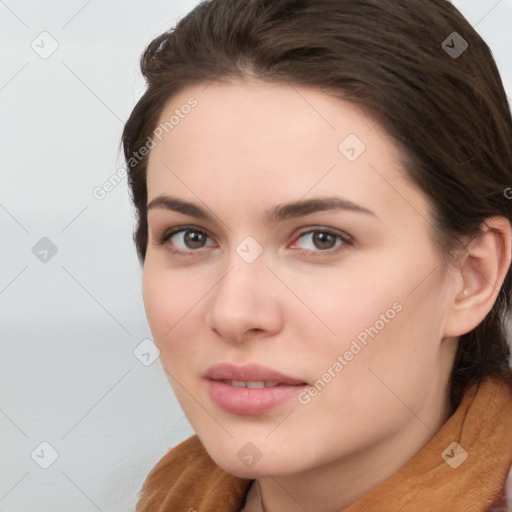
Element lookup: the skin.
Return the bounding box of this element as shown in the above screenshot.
[142,80,511,512]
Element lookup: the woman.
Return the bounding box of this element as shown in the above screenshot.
[121,0,512,510]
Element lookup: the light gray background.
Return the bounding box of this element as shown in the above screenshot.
[2,1,511,511]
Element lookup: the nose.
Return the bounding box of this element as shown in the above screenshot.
[206,252,284,344]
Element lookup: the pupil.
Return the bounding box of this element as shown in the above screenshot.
[314,232,335,249]
[185,231,205,248]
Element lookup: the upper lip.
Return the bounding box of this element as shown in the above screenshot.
[204,363,307,385]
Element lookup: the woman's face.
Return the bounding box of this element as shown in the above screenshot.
[143,81,459,479]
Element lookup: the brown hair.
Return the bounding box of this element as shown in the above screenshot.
[121,0,512,413]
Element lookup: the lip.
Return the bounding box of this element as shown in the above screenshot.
[204,363,308,415]
[204,363,307,385]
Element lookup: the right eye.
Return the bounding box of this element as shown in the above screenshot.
[156,226,217,254]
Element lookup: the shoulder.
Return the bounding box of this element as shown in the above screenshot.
[491,464,512,512]
[136,435,252,512]
[506,464,512,510]
[146,434,212,477]
[135,435,205,512]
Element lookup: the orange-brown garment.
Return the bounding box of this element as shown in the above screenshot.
[136,374,512,512]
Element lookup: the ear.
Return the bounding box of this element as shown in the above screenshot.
[443,216,512,338]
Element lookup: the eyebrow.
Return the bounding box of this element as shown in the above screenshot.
[147,194,376,223]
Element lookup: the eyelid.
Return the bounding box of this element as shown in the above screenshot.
[155,225,215,249]
[288,227,352,256]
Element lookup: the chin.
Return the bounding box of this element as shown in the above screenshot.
[204,443,301,479]
[217,459,289,479]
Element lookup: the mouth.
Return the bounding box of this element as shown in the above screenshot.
[204,362,307,385]
[220,380,287,388]
[204,363,308,415]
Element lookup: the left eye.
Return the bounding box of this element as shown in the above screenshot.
[291,228,350,253]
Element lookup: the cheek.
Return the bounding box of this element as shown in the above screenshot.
[142,261,210,366]
[142,263,190,346]
[295,265,399,350]
[300,251,440,369]
[142,264,167,337]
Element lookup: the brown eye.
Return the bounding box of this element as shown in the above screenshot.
[312,232,337,250]
[181,230,208,249]
[292,228,351,254]
[158,227,215,253]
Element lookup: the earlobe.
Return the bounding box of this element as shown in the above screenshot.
[443,216,512,338]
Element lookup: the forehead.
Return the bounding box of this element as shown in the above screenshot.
[149,80,382,164]
[145,80,429,226]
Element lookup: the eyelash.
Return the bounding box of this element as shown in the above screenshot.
[155,225,353,257]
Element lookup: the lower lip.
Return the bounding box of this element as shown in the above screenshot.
[206,379,307,415]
